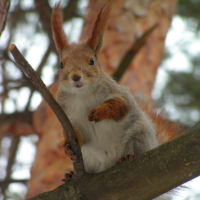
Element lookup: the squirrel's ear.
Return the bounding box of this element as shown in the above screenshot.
[86,1,111,57]
[51,2,69,54]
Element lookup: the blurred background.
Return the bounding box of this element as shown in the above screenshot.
[0,0,200,199]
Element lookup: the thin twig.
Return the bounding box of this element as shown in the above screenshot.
[34,0,57,53]
[9,44,85,179]
[0,0,10,36]
[1,136,20,197]
[63,0,79,21]
[0,179,27,186]
[36,44,51,77]
[113,24,158,81]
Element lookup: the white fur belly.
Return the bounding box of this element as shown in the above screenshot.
[79,119,125,173]
[67,96,125,173]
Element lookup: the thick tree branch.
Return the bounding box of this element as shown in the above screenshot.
[9,44,85,179]
[28,124,200,200]
[113,24,158,81]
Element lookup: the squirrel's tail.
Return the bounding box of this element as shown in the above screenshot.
[138,101,182,144]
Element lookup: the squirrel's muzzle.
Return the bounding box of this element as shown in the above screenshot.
[71,75,81,82]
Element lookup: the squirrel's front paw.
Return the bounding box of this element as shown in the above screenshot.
[88,106,109,122]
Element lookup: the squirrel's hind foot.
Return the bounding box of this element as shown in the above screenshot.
[116,153,135,164]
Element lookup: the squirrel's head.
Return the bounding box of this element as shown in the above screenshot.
[51,2,111,93]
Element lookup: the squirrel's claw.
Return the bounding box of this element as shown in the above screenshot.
[62,171,74,182]
[116,153,135,164]
[64,141,77,162]
[88,112,100,122]
[88,108,100,122]
[88,106,109,122]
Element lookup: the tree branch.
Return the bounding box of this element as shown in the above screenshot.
[36,44,52,77]
[28,124,200,200]
[9,44,85,179]
[0,111,34,136]
[63,0,79,21]
[34,0,57,52]
[1,136,20,197]
[113,24,158,81]
[0,0,10,35]
[0,111,32,125]
[0,179,27,186]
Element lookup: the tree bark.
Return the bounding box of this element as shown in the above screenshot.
[26,0,178,197]
[28,124,200,200]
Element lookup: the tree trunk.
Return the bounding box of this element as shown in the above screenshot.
[26,0,178,198]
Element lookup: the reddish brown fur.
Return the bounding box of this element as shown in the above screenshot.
[58,44,100,84]
[137,101,183,144]
[88,97,129,122]
[86,1,111,55]
[51,2,69,54]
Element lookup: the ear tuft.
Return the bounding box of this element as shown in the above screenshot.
[86,1,111,57]
[51,2,69,54]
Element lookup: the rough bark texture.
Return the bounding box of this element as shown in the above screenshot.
[28,124,200,200]
[26,0,178,198]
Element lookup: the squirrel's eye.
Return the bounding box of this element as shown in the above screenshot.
[90,58,94,65]
[60,62,64,69]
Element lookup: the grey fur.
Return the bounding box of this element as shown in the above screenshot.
[56,45,158,173]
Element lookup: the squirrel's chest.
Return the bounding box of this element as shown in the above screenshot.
[66,94,123,136]
[65,95,125,173]
[66,95,99,128]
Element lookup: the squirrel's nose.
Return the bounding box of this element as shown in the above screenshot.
[71,75,81,82]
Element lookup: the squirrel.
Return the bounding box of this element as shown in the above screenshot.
[51,2,180,174]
